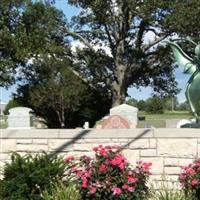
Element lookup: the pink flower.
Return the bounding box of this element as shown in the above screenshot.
[111,154,125,166]
[122,184,129,190]
[119,162,126,171]
[143,162,152,170]
[128,170,133,176]
[187,167,195,176]
[179,173,187,180]
[71,167,77,172]
[127,186,135,192]
[83,170,92,178]
[191,179,199,186]
[128,176,138,184]
[82,179,88,188]
[99,164,107,173]
[81,155,91,162]
[89,187,97,194]
[122,184,135,192]
[65,156,74,162]
[112,186,122,196]
[100,148,107,156]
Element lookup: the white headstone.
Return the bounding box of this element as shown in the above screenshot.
[110,104,138,128]
[83,122,89,129]
[7,107,33,129]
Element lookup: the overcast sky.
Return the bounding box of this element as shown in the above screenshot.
[0,1,188,103]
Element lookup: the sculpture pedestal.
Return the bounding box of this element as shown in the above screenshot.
[181,122,200,128]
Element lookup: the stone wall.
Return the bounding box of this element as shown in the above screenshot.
[1,128,200,186]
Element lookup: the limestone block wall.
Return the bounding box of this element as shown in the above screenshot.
[1,128,200,185]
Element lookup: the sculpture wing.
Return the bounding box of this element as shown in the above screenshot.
[167,41,197,74]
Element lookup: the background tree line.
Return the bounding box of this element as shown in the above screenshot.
[126,96,190,114]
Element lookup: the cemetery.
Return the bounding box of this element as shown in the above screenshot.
[1,0,200,200]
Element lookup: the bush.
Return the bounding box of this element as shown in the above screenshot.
[145,97,164,114]
[138,116,146,121]
[179,158,200,200]
[42,181,80,200]
[65,145,151,200]
[0,152,67,200]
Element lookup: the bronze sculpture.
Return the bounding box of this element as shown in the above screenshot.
[167,40,200,126]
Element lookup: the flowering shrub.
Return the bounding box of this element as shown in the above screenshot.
[179,158,200,199]
[65,145,151,200]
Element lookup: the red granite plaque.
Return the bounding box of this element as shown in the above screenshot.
[100,115,130,129]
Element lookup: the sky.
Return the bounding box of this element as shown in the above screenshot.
[0,1,189,104]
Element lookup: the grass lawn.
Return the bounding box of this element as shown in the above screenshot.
[0,115,8,129]
[137,111,193,128]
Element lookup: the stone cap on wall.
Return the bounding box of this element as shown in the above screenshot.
[1,128,200,139]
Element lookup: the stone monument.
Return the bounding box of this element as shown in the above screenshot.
[7,107,33,129]
[97,104,138,129]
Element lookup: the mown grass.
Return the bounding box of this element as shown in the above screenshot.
[138,111,193,128]
[0,115,7,129]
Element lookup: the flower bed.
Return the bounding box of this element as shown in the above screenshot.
[65,145,151,200]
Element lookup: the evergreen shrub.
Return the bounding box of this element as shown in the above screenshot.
[0,152,66,200]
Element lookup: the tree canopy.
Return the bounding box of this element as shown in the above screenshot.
[0,0,67,86]
[2,0,200,127]
[15,56,111,128]
[66,0,200,106]
[1,0,111,128]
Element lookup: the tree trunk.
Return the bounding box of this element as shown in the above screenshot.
[112,63,127,107]
[112,83,127,107]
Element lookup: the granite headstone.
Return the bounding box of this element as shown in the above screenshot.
[97,104,138,129]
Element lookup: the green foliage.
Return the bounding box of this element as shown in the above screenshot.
[2,0,200,106]
[42,182,80,200]
[3,99,21,115]
[0,152,66,200]
[0,0,66,86]
[151,189,192,200]
[15,56,111,128]
[163,97,179,111]
[1,0,111,128]
[67,0,196,105]
[150,177,193,200]
[126,98,138,107]
[137,100,147,111]
[177,101,190,111]
[145,97,164,114]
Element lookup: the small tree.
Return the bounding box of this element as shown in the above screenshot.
[137,100,147,111]
[16,56,111,128]
[16,57,89,128]
[145,97,164,114]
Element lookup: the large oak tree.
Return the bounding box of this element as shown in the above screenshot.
[66,0,200,106]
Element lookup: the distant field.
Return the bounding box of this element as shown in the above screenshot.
[137,111,193,128]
